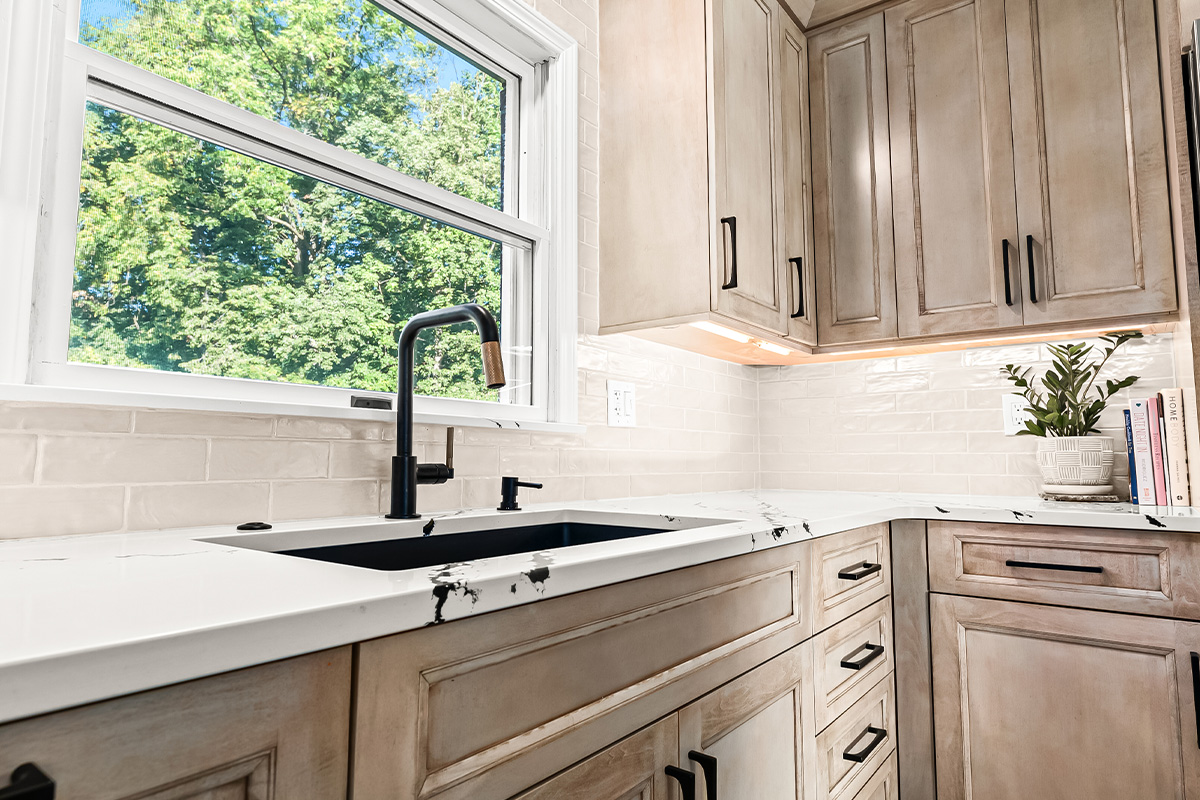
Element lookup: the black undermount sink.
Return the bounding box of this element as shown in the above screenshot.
[206,510,729,572]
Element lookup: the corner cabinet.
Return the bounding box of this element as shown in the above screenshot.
[599,0,817,360]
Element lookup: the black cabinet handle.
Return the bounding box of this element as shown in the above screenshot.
[1005,559,1103,574]
[720,216,738,290]
[0,764,55,799]
[789,257,805,318]
[840,641,886,671]
[1191,652,1200,749]
[688,751,717,800]
[1026,234,1038,303]
[1002,238,1013,306]
[665,765,696,800]
[842,725,887,763]
[837,561,882,581]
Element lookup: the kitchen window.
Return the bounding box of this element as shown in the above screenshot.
[0,0,578,426]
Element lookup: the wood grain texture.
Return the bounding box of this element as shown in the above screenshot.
[809,13,898,345]
[1006,0,1177,324]
[352,541,814,800]
[811,522,892,631]
[927,520,1200,619]
[853,752,900,800]
[931,594,1200,800]
[812,598,895,731]
[779,13,819,344]
[886,0,1023,337]
[814,672,896,800]
[0,648,351,800]
[679,641,817,800]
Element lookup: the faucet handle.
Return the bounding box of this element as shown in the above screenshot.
[445,426,455,471]
[498,476,543,511]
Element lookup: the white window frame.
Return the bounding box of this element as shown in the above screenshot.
[0,0,579,430]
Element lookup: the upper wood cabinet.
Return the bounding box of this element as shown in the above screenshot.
[885,0,1022,337]
[599,0,817,359]
[1007,0,1177,324]
[809,14,898,345]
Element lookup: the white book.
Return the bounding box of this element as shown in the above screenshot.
[1130,399,1156,505]
[1158,397,1172,504]
[1162,388,1191,506]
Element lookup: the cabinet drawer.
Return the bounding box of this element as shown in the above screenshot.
[927,521,1200,619]
[812,524,892,631]
[812,598,894,731]
[816,673,896,800]
[852,752,898,800]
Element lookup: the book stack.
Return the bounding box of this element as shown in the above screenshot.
[1125,389,1190,506]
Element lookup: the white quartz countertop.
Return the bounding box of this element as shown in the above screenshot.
[3,489,1198,725]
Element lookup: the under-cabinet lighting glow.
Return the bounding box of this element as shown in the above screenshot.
[691,321,752,343]
[756,341,792,355]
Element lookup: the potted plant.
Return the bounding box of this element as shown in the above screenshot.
[1001,331,1143,496]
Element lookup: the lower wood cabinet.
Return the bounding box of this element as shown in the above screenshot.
[931,593,1200,800]
[0,648,352,800]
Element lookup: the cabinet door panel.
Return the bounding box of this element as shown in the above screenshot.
[678,641,815,800]
[713,0,786,332]
[931,594,1200,800]
[1006,0,1176,323]
[511,717,678,800]
[779,15,817,344]
[810,14,898,345]
[886,0,1021,337]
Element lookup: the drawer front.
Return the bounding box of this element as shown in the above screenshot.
[853,752,898,800]
[353,542,811,800]
[816,673,896,800]
[927,521,1200,619]
[813,598,894,731]
[812,524,892,632]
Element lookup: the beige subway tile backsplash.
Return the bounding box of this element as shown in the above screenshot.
[127,482,270,531]
[41,436,207,485]
[208,439,330,481]
[0,486,126,538]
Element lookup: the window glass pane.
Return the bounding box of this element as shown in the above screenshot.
[70,101,531,404]
[78,0,508,211]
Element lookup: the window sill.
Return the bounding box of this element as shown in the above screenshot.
[0,383,586,435]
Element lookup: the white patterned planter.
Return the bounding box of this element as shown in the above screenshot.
[1036,436,1115,496]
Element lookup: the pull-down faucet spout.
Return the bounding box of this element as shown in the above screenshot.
[387,303,506,519]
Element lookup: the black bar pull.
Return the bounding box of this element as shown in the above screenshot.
[1191,652,1200,749]
[0,764,55,800]
[1002,239,1013,306]
[1005,559,1103,574]
[842,726,887,763]
[665,766,697,800]
[1026,234,1038,303]
[837,561,882,581]
[789,257,805,318]
[688,752,717,800]
[840,642,886,671]
[720,217,738,290]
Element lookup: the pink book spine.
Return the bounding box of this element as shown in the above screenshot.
[1147,396,1169,505]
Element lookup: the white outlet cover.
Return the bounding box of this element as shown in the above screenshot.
[607,380,637,427]
[1003,394,1035,436]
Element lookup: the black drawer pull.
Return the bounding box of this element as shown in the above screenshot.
[1005,559,1103,574]
[1026,234,1038,303]
[720,216,738,290]
[0,763,55,799]
[1191,652,1200,749]
[789,256,805,318]
[840,642,886,670]
[1002,238,1013,306]
[842,725,887,763]
[838,562,882,581]
[688,751,717,800]
[665,765,696,800]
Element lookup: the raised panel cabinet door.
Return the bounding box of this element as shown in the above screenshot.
[712,0,788,333]
[779,13,817,345]
[677,641,816,800]
[0,648,352,800]
[1005,0,1176,324]
[930,594,1200,800]
[809,13,898,345]
[885,0,1022,337]
[511,716,680,800]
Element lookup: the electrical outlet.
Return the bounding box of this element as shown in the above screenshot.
[1003,393,1034,436]
[607,380,637,427]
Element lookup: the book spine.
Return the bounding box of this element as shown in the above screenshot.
[1147,396,1168,505]
[1124,408,1138,505]
[1163,388,1191,506]
[1130,400,1155,505]
[1158,393,1172,504]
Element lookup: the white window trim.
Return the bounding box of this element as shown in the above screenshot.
[0,0,579,430]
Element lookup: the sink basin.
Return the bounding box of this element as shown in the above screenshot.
[204,509,728,572]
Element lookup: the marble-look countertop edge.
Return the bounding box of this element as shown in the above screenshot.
[2,489,1197,725]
